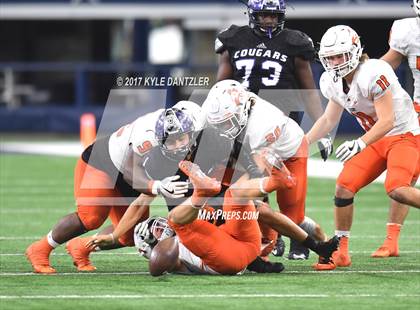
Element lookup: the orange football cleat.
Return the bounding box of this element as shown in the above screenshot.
[178,161,221,205]
[332,250,352,267]
[372,224,400,258]
[332,236,351,267]
[66,237,96,271]
[371,244,399,258]
[25,237,56,274]
[313,256,336,271]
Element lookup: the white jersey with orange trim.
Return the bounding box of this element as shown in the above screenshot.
[108,109,163,172]
[244,93,304,160]
[108,101,205,173]
[389,17,420,103]
[320,59,419,136]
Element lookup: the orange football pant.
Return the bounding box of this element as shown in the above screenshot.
[169,189,261,275]
[337,133,420,194]
[74,158,149,246]
[275,137,308,224]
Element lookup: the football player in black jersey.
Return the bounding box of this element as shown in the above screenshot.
[215,0,331,260]
[216,0,323,122]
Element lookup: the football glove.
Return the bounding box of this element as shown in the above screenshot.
[134,218,157,246]
[336,138,366,162]
[151,175,189,199]
[317,135,333,161]
[137,241,152,259]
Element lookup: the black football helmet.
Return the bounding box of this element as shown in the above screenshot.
[246,0,286,38]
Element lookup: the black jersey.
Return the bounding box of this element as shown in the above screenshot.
[143,127,233,210]
[215,25,315,94]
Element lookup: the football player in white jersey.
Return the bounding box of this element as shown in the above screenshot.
[202,80,329,264]
[25,103,197,274]
[89,166,339,275]
[306,25,420,269]
[371,0,420,258]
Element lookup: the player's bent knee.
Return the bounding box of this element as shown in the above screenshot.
[388,187,409,205]
[335,185,354,198]
[149,237,179,276]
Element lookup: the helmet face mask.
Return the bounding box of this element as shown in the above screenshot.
[247,0,286,38]
[414,0,420,17]
[155,108,196,161]
[204,80,250,140]
[210,113,243,139]
[319,25,363,79]
[150,217,175,241]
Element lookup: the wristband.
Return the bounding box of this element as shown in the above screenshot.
[259,177,269,195]
[150,180,161,196]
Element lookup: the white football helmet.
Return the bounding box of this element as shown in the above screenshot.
[203,80,251,139]
[173,100,206,131]
[319,25,363,79]
[414,0,420,17]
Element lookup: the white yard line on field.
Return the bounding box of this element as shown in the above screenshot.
[0,270,419,277]
[0,293,419,299]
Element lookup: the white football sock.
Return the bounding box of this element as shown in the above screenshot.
[335,230,350,238]
[47,231,61,248]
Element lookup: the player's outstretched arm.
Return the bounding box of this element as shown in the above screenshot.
[295,57,324,122]
[306,99,343,144]
[86,194,154,248]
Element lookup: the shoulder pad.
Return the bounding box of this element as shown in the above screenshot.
[217,25,245,41]
[282,29,316,60]
[215,25,249,53]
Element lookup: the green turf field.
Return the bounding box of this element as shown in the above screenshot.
[0,155,419,310]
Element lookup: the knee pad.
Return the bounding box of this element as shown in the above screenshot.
[334,196,354,207]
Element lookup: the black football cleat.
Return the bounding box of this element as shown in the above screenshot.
[315,235,340,259]
[247,256,285,273]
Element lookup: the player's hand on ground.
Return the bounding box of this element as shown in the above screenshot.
[157,175,189,199]
[336,138,366,162]
[317,135,333,161]
[85,234,115,249]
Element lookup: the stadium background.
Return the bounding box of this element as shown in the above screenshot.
[0,0,415,134]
